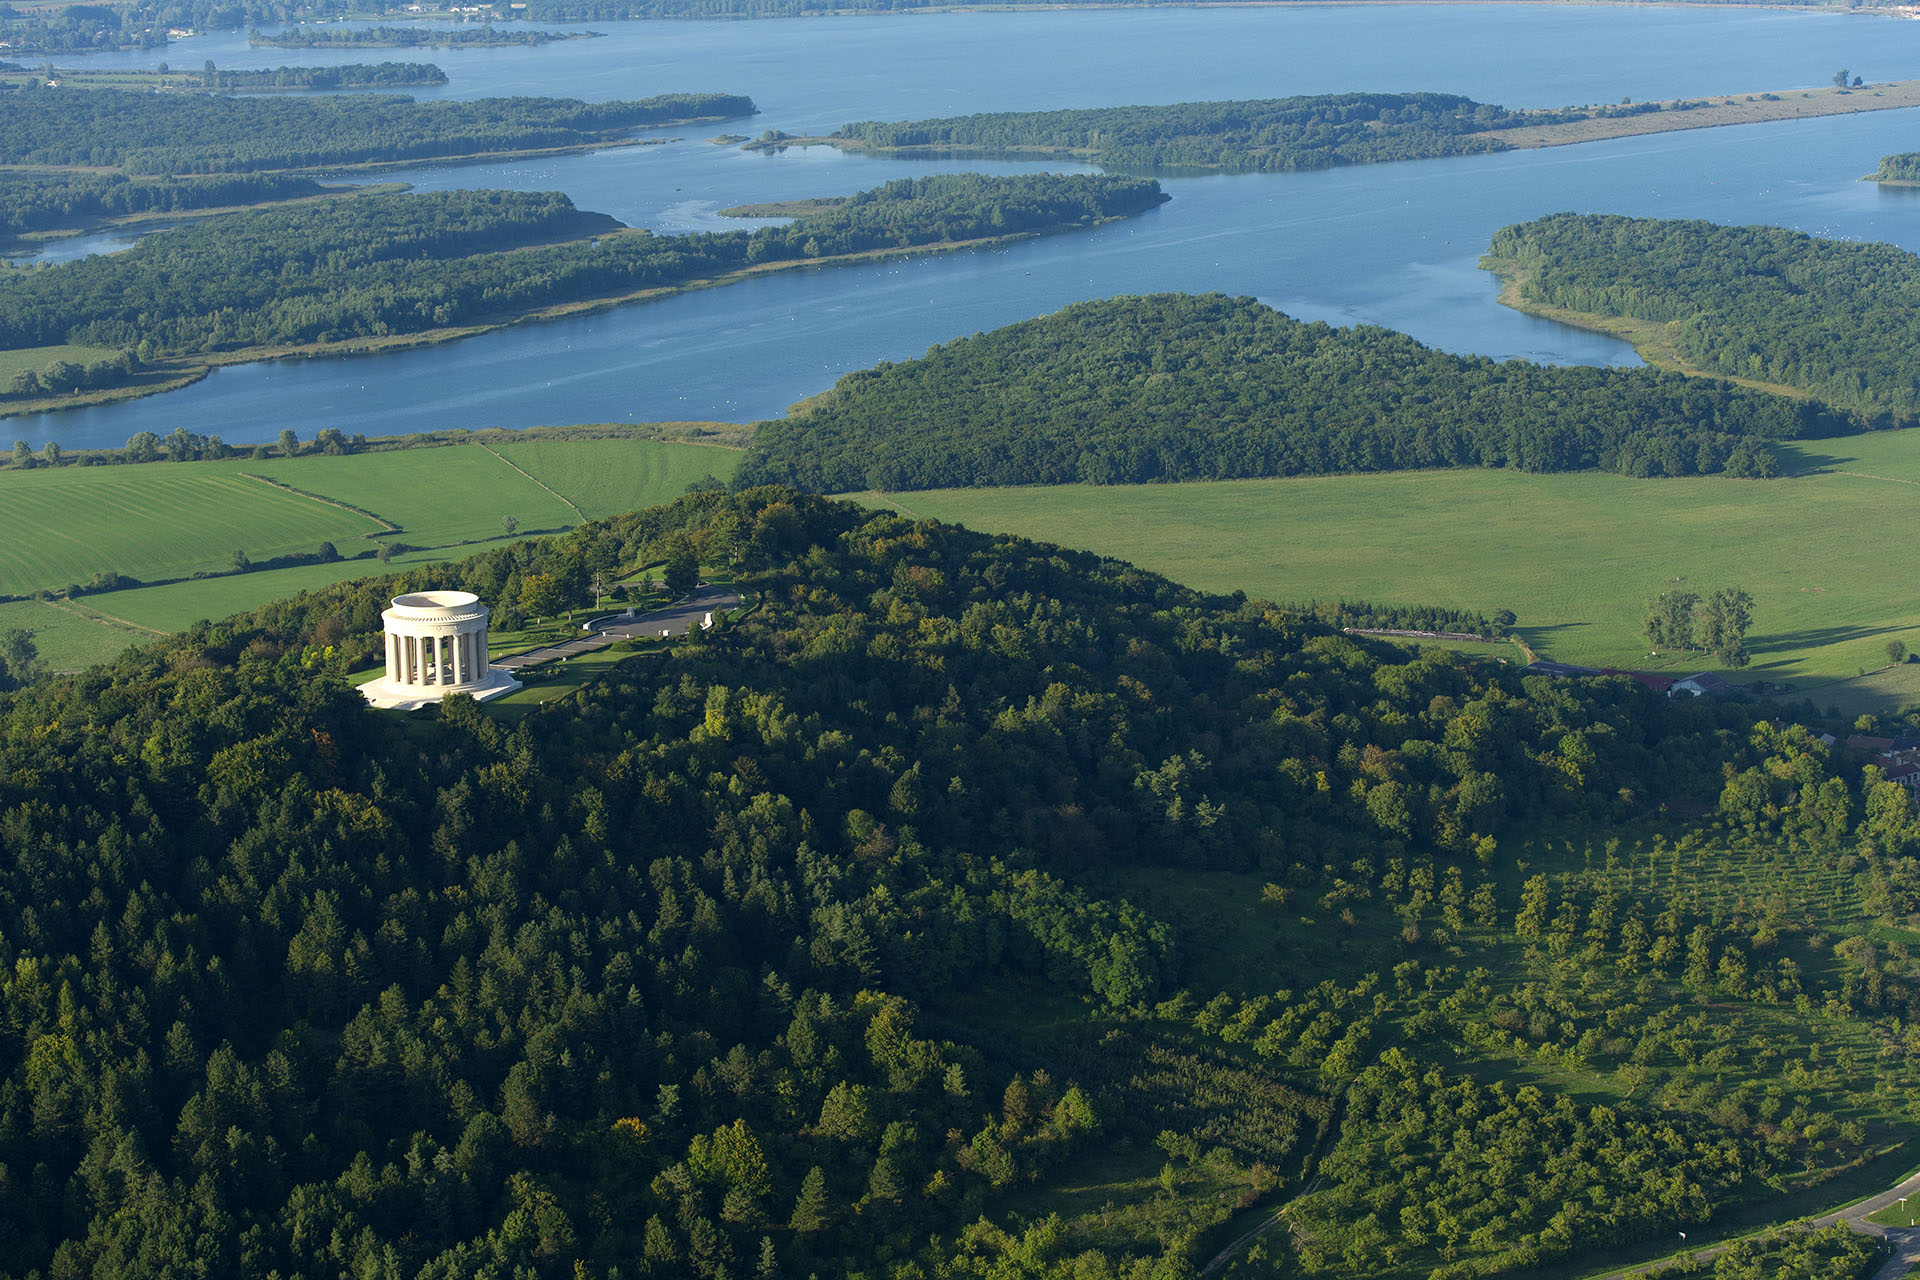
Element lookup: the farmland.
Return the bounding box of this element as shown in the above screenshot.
[857,427,1920,701]
[1,433,739,668]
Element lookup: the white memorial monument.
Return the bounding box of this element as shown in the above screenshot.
[359,590,520,710]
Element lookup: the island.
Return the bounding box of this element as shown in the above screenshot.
[743,81,1920,173]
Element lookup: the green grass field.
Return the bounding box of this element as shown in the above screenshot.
[493,438,739,520]
[0,345,119,383]
[1,435,741,670]
[241,445,581,544]
[856,430,1920,697]
[0,597,151,670]
[83,544,454,634]
[0,463,381,596]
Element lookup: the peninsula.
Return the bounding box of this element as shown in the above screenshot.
[1,174,1167,416]
[0,61,448,92]
[1484,212,1920,423]
[746,80,1920,173]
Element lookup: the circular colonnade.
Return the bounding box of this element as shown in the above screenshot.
[358,590,521,710]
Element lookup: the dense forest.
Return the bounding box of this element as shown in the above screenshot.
[0,88,754,173]
[831,93,1535,172]
[735,293,1843,492]
[0,176,1166,358]
[249,24,593,47]
[197,60,448,88]
[1487,212,1920,423]
[0,171,328,244]
[0,488,1914,1278]
[1874,150,1920,181]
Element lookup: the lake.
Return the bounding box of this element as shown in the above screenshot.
[15,4,1920,450]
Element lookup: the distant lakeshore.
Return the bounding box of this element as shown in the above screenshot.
[747,78,1920,166]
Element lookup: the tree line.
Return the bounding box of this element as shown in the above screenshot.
[0,171,327,244]
[249,24,591,48]
[0,87,755,173]
[197,60,448,89]
[736,293,1844,492]
[0,175,1165,361]
[1488,212,1920,424]
[834,92,1538,172]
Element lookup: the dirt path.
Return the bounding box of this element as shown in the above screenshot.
[470,442,586,523]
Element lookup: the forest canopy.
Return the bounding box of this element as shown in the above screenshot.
[0,175,1165,359]
[735,293,1842,492]
[0,489,1916,1277]
[0,487,1902,1280]
[831,92,1535,172]
[0,87,755,173]
[1487,212,1920,423]
[0,171,329,244]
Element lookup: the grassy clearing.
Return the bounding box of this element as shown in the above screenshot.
[0,597,146,670]
[857,428,1920,697]
[492,438,740,520]
[240,445,577,546]
[0,344,120,382]
[1865,1200,1919,1227]
[0,462,379,596]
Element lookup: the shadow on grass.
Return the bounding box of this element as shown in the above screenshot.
[1761,622,1902,652]
[1771,446,1858,479]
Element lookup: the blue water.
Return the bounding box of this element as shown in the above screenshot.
[15,4,1920,449]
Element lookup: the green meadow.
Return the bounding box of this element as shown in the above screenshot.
[492,438,740,520]
[0,344,120,383]
[0,463,381,597]
[2,435,739,669]
[240,446,582,545]
[857,429,1920,700]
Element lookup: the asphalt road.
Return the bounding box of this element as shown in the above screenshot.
[495,584,741,670]
[1591,1166,1920,1280]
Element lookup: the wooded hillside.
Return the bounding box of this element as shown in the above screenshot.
[737,293,1840,491]
[1488,212,1920,423]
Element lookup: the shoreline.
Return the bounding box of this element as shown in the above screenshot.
[8,0,1907,56]
[1478,251,1817,402]
[0,224,1104,421]
[750,77,1920,168]
[2,181,414,257]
